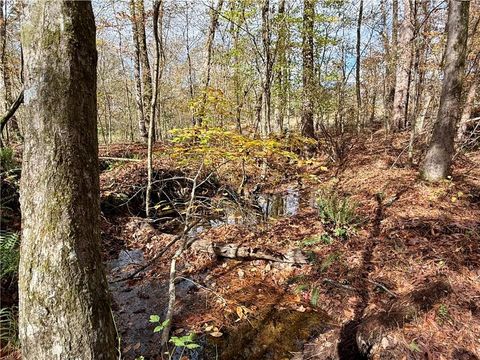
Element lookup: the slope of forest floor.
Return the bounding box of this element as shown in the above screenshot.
[1,131,479,360]
[97,131,479,360]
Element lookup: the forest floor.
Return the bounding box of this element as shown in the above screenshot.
[1,131,479,360]
[97,130,480,360]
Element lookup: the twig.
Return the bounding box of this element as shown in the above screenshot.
[110,236,179,283]
[323,278,358,292]
[175,276,227,305]
[367,279,398,298]
[0,89,24,134]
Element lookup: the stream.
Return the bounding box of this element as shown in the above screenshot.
[107,188,329,360]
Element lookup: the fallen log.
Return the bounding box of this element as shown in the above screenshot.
[192,240,309,264]
[99,156,143,162]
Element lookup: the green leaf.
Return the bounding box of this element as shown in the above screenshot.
[408,341,421,352]
[161,319,170,327]
[149,314,160,323]
[153,325,163,333]
[186,343,201,349]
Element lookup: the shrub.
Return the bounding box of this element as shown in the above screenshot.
[316,190,358,238]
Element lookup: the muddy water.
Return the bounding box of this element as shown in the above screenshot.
[204,308,332,360]
[108,189,326,360]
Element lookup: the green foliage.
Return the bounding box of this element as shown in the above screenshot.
[301,233,333,247]
[0,147,16,172]
[149,314,170,333]
[316,190,358,239]
[149,315,199,358]
[0,307,18,346]
[168,126,313,168]
[319,252,341,272]
[169,333,200,350]
[0,231,20,279]
[310,287,320,307]
[189,87,233,125]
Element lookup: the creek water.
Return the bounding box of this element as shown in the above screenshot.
[107,188,329,360]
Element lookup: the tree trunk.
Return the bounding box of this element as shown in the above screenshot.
[197,0,224,126]
[261,0,272,136]
[422,0,470,181]
[136,0,153,139]
[130,0,147,140]
[275,0,287,133]
[392,0,414,131]
[355,0,364,131]
[301,0,315,138]
[456,66,478,142]
[19,1,116,359]
[0,0,20,139]
[146,0,163,218]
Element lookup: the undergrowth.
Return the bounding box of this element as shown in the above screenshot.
[316,190,358,239]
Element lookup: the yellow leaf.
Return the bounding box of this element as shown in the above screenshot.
[209,331,223,337]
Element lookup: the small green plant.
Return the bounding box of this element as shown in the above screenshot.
[0,307,18,346]
[320,252,340,272]
[149,315,199,359]
[0,231,20,279]
[316,190,358,239]
[301,234,333,247]
[437,304,450,324]
[149,314,170,333]
[169,333,200,350]
[310,287,320,307]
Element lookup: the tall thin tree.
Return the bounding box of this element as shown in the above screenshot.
[301,0,315,138]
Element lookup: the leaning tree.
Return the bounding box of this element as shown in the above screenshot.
[421,0,470,181]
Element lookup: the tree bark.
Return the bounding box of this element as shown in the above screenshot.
[0,0,20,139]
[422,0,470,181]
[392,0,414,131]
[261,0,272,136]
[355,0,364,131]
[275,0,287,133]
[457,65,478,142]
[301,0,315,138]
[19,1,116,359]
[146,0,163,218]
[197,0,224,126]
[130,0,147,140]
[136,0,153,137]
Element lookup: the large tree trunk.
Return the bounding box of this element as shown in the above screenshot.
[301,0,315,138]
[19,1,116,359]
[391,0,414,131]
[422,0,470,181]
